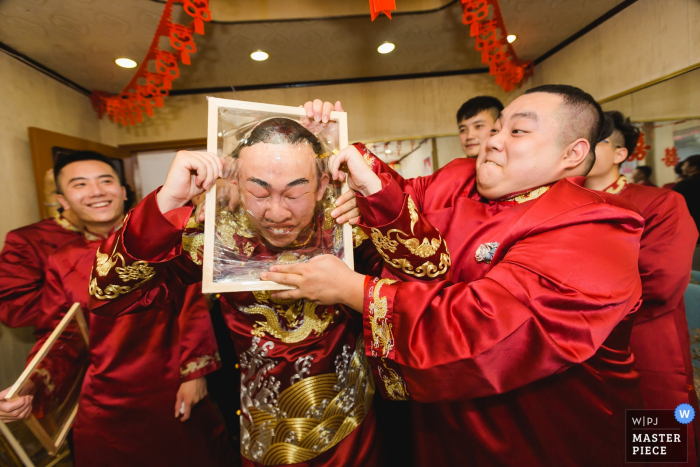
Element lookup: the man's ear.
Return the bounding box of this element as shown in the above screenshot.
[316,173,330,202]
[122,186,127,201]
[56,193,71,212]
[613,148,628,165]
[562,138,590,171]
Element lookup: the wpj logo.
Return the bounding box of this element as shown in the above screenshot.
[625,405,692,463]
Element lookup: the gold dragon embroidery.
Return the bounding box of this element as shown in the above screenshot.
[378,358,410,401]
[90,238,156,300]
[242,291,334,344]
[368,279,397,358]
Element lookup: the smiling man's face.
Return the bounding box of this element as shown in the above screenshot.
[56,160,126,226]
[475,92,591,200]
[235,142,330,248]
[458,110,497,158]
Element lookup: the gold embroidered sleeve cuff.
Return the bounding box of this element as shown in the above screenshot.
[180,352,222,381]
[358,185,450,280]
[362,277,411,401]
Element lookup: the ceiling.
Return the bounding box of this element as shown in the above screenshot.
[0,0,627,95]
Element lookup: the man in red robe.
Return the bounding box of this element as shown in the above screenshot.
[265,86,649,466]
[586,110,699,465]
[88,118,385,466]
[1,151,232,467]
[0,171,83,328]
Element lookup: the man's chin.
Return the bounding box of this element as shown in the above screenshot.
[260,233,298,248]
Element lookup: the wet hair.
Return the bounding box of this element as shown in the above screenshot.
[635,166,652,178]
[456,96,504,124]
[525,84,605,174]
[605,110,640,160]
[230,117,327,182]
[53,151,133,208]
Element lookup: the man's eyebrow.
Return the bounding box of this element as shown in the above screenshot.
[511,111,539,122]
[287,178,309,188]
[248,177,270,188]
[68,176,87,184]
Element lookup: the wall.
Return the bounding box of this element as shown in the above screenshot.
[0,52,101,389]
[521,0,700,102]
[100,73,510,147]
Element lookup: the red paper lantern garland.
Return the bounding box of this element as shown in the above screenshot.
[460,0,533,92]
[369,0,397,20]
[90,0,211,126]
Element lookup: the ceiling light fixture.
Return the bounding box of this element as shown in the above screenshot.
[377,42,395,54]
[506,35,517,44]
[385,149,392,154]
[115,58,137,68]
[251,50,269,61]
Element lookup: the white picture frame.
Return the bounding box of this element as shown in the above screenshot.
[202,97,353,293]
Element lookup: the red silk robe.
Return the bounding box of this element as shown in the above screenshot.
[355,145,646,467]
[0,214,81,327]
[604,176,700,466]
[88,191,384,467]
[31,233,231,467]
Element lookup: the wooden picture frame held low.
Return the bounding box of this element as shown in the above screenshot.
[0,303,89,466]
[202,97,353,294]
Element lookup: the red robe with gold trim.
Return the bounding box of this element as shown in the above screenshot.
[31,233,232,467]
[604,176,699,465]
[0,215,81,327]
[355,145,646,467]
[88,191,384,467]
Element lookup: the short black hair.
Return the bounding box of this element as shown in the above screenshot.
[54,151,120,192]
[635,166,652,178]
[456,96,504,124]
[675,160,685,176]
[525,84,605,173]
[605,110,640,159]
[54,150,133,209]
[685,155,700,171]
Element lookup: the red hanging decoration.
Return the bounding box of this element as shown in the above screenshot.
[90,0,211,126]
[369,0,397,20]
[628,131,651,162]
[460,0,533,92]
[662,147,680,167]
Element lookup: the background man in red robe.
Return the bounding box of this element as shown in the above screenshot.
[457,95,504,158]
[0,168,83,328]
[586,110,699,465]
[264,86,650,466]
[1,151,232,467]
[88,118,386,467]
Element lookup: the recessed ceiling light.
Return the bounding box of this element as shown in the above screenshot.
[251,50,269,61]
[115,58,137,68]
[377,42,395,54]
[385,149,392,154]
[506,35,517,44]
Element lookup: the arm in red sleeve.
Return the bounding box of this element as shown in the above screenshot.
[0,232,44,327]
[635,190,699,323]
[89,189,202,318]
[364,204,643,403]
[355,176,451,282]
[178,283,222,382]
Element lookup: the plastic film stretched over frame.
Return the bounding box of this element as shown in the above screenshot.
[199,102,348,291]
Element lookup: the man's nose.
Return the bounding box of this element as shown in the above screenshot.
[265,199,292,222]
[87,180,106,197]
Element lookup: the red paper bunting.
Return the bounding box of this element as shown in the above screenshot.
[662,147,680,167]
[370,0,397,20]
[90,0,211,126]
[628,131,651,161]
[460,0,533,92]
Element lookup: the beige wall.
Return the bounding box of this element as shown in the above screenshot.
[101,73,510,147]
[0,52,101,389]
[523,0,700,102]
